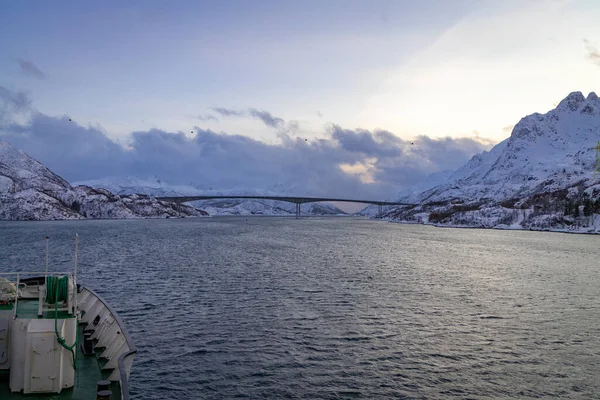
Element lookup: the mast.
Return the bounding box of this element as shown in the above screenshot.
[45,236,49,281]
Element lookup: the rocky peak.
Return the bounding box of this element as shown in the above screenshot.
[399,90,600,206]
[0,140,70,193]
[556,91,586,112]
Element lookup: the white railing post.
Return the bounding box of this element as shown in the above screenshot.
[72,233,79,315]
[74,233,78,281]
[14,273,19,319]
[45,236,49,282]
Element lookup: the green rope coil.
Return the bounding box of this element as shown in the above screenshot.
[45,276,70,304]
[46,276,78,369]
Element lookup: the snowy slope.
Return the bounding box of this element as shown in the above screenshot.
[0,140,207,220]
[406,92,599,203]
[0,141,70,194]
[385,92,600,233]
[75,177,346,216]
[73,176,203,197]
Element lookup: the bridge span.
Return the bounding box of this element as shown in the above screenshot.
[156,195,414,218]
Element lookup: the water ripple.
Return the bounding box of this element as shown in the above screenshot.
[2,218,600,399]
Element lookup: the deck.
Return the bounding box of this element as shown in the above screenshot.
[0,299,123,399]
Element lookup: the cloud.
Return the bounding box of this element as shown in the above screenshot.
[329,125,491,188]
[16,59,46,79]
[197,113,218,122]
[248,108,284,128]
[0,86,32,125]
[502,124,515,133]
[211,106,287,129]
[211,107,244,117]
[330,125,403,158]
[0,89,493,199]
[0,86,31,113]
[584,39,600,66]
[1,120,128,181]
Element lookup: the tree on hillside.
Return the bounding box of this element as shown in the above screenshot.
[592,199,600,214]
[564,200,573,216]
[583,198,593,217]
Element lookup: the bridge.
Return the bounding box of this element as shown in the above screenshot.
[156,195,415,218]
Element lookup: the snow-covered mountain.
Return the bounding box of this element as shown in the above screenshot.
[73,176,203,197]
[382,91,600,233]
[75,177,346,216]
[0,141,207,220]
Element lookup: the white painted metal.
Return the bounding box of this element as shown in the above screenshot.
[73,234,78,316]
[19,283,40,299]
[28,334,56,392]
[78,288,135,384]
[0,318,8,367]
[0,272,73,275]
[0,271,136,397]
[37,275,76,317]
[101,333,126,361]
[1,232,136,398]
[0,272,74,276]
[92,314,116,344]
[37,283,45,317]
[10,319,76,394]
[104,340,127,369]
[97,320,121,349]
[81,298,102,325]
[13,273,19,319]
[1,269,79,394]
[45,237,49,281]
[67,277,75,315]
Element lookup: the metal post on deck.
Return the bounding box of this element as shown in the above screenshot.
[72,233,78,316]
[14,273,19,319]
[377,204,382,217]
[45,236,49,281]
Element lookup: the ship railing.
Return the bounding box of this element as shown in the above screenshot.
[78,286,137,400]
[0,272,75,317]
[0,272,74,275]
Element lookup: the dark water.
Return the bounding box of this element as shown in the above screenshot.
[2,218,600,399]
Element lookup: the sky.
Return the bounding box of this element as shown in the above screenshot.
[1,0,599,207]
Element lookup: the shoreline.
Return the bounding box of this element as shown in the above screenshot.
[0,214,353,222]
[378,217,600,235]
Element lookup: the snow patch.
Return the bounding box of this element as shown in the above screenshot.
[0,176,13,193]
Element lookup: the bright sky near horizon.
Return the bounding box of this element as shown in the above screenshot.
[1,0,599,143]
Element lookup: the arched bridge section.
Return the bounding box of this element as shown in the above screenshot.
[156,195,415,218]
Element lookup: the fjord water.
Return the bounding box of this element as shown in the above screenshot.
[2,218,599,399]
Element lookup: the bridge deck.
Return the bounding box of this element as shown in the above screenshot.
[155,195,414,206]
